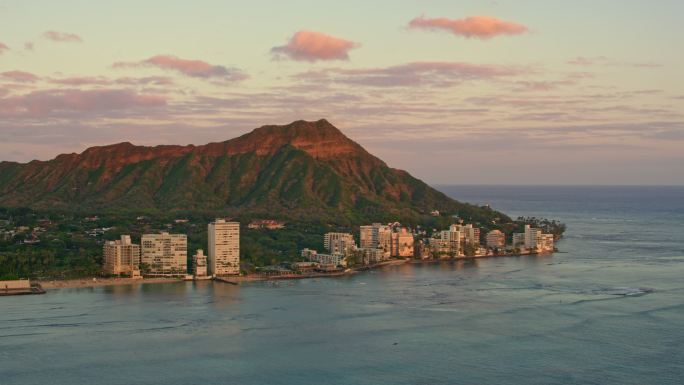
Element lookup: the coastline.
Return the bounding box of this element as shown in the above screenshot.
[36,253,553,290]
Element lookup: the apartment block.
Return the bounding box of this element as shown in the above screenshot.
[141,232,187,275]
[103,235,141,277]
[208,219,240,276]
[323,232,357,255]
[486,230,506,249]
[390,228,414,257]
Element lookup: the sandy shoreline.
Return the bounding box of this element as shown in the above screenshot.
[36,254,550,290]
[36,259,408,290]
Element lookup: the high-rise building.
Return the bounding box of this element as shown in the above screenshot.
[451,224,480,245]
[208,219,240,276]
[193,249,208,278]
[141,232,187,275]
[486,230,506,249]
[359,223,391,252]
[323,232,356,255]
[103,235,141,277]
[359,225,374,248]
[524,225,543,250]
[391,228,414,257]
[512,233,525,248]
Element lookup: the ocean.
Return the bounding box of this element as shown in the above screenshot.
[1,186,683,384]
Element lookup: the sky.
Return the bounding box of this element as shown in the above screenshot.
[1,0,683,185]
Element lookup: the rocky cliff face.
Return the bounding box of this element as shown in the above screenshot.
[0,119,506,223]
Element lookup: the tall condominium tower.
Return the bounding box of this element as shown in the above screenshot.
[141,232,187,275]
[208,219,240,276]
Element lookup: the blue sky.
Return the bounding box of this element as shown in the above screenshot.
[1,0,683,184]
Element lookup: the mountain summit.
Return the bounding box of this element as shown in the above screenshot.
[0,119,505,223]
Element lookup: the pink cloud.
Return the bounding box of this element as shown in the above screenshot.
[24,42,34,51]
[0,42,9,53]
[113,55,247,81]
[43,30,82,42]
[271,30,359,62]
[1,71,40,83]
[0,89,166,118]
[408,16,528,39]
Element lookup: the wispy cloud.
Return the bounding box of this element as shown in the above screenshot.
[1,71,39,83]
[0,89,166,118]
[408,16,528,39]
[113,55,247,81]
[0,42,9,53]
[296,62,528,87]
[43,30,82,42]
[271,30,359,62]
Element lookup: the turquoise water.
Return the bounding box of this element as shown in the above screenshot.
[2,186,683,384]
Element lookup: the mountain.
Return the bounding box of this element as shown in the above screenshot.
[0,119,507,223]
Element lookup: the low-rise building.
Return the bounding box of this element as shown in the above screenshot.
[356,247,389,265]
[248,220,285,230]
[308,252,347,267]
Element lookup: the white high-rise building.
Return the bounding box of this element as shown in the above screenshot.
[208,219,240,276]
[141,232,187,276]
[524,225,543,250]
[103,235,141,277]
[323,232,356,255]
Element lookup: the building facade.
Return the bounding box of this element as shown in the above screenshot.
[307,252,347,267]
[103,235,141,277]
[323,232,356,256]
[193,249,208,278]
[359,223,392,252]
[141,232,187,276]
[524,225,543,250]
[390,228,414,257]
[541,234,555,252]
[486,230,506,249]
[208,219,240,276]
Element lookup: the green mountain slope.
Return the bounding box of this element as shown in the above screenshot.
[0,119,508,224]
